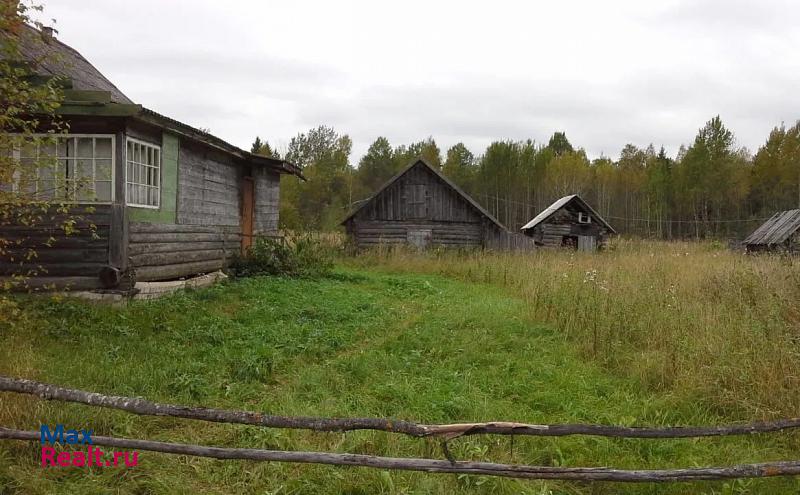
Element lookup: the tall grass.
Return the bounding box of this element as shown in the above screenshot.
[346,239,800,419]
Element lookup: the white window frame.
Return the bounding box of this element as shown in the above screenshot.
[125,137,161,209]
[5,133,115,204]
[578,212,591,224]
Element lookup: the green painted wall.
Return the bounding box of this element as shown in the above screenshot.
[128,132,179,223]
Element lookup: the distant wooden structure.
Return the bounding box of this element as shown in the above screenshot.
[743,209,800,253]
[520,194,615,251]
[342,159,535,251]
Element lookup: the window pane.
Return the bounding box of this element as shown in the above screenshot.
[96,159,112,181]
[57,138,73,158]
[76,181,94,201]
[95,138,113,159]
[21,142,37,159]
[40,140,56,158]
[77,158,93,180]
[38,180,55,199]
[95,181,112,201]
[77,138,93,158]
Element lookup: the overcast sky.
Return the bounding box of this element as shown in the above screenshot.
[37,0,800,162]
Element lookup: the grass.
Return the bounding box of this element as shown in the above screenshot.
[0,240,798,494]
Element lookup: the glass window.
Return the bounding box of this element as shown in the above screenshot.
[125,138,161,208]
[1,135,115,203]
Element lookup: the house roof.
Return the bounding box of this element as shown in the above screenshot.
[743,209,800,246]
[5,24,303,178]
[341,158,507,231]
[11,24,134,104]
[520,194,616,234]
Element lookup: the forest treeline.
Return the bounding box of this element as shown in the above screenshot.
[251,116,800,239]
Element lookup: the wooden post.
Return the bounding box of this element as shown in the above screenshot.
[241,176,254,253]
[108,131,128,272]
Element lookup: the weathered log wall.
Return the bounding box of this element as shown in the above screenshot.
[253,168,280,235]
[177,141,243,227]
[128,223,240,281]
[0,205,111,289]
[351,220,482,248]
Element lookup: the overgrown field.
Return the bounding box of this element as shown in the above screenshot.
[0,241,799,494]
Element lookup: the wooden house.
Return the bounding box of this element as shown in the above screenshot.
[742,209,800,253]
[1,25,303,290]
[341,159,533,250]
[520,194,615,251]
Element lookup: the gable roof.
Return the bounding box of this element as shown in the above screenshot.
[341,158,506,230]
[743,209,800,246]
[4,25,303,178]
[520,194,616,234]
[10,24,133,104]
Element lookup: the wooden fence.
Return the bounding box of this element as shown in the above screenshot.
[2,376,800,483]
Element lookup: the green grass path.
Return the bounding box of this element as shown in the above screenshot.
[0,268,797,494]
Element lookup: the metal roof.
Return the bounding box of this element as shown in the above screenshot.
[743,209,800,246]
[520,194,616,233]
[341,158,507,231]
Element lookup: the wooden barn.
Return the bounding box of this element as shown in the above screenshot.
[1,25,302,290]
[742,209,800,253]
[341,159,532,250]
[520,194,615,251]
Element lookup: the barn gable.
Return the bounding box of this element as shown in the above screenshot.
[341,159,517,249]
[343,159,502,226]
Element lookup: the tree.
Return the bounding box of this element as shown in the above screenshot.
[394,137,442,171]
[751,122,800,214]
[442,143,476,192]
[355,136,394,197]
[250,136,279,159]
[281,125,353,230]
[1,1,76,295]
[546,132,574,156]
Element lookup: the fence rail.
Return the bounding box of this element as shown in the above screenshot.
[2,375,800,483]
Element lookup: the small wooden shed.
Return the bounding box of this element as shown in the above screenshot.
[743,209,800,253]
[342,159,531,250]
[520,194,615,251]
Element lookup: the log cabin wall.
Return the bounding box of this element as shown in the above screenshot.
[127,223,240,281]
[253,167,280,236]
[0,205,112,290]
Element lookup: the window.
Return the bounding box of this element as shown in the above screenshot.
[4,135,114,203]
[578,212,591,224]
[126,138,161,208]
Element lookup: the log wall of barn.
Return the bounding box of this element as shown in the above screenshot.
[351,220,483,247]
[128,223,240,281]
[0,205,111,289]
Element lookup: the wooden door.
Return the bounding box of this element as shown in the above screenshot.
[241,177,254,253]
[578,235,596,252]
[404,184,427,219]
[407,229,432,249]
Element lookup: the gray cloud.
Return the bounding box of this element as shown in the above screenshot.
[37,0,800,163]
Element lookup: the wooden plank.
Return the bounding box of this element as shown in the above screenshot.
[130,249,225,267]
[3,248,108,263]
[129,232,229,244]
[128,241,224,256]
[0,262,104,277]
[129,223,221,234]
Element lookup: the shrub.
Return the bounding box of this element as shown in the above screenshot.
[228,236,333,278]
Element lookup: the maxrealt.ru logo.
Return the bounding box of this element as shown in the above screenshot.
[40,424,138,468]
